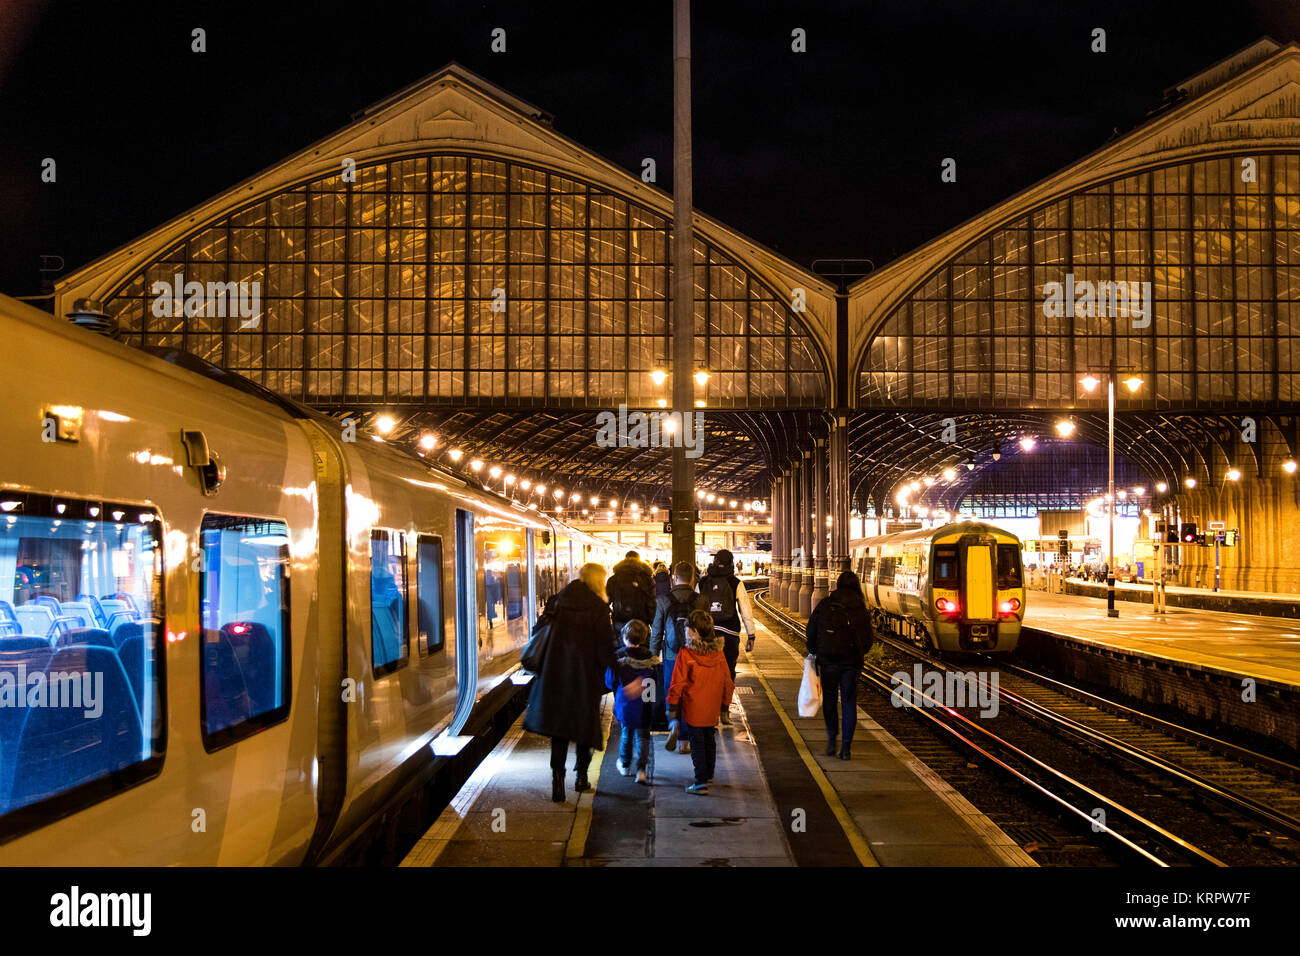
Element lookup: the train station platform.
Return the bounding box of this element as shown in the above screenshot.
[401,621,1035,867]
[1023,590,1300,689]
[1057,576,1300,619]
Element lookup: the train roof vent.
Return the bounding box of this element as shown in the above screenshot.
[65,298,119,338]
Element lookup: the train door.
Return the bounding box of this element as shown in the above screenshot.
[450,509,478,735]
[526,529,537,631]
[959,533,998,647]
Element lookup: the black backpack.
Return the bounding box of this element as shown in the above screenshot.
[817,600,862,663]
[611,571,652,622]
[699,574,737,622]
[665,593,694,653]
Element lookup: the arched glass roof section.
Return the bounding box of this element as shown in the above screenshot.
[102,154,828,409]
[858,153,1300,410]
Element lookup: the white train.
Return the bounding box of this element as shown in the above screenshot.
[849,522,1026,655]
[0,294,622,864]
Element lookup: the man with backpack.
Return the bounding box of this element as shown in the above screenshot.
[805,570,874,760]
[651,561,706,754]
[607,551,657,650]
[697,549,755,724]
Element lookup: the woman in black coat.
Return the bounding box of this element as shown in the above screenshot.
[805,570,873,760]
[524,563,617,801]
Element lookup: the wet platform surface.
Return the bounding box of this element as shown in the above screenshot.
[1024,590,1300,687]
[402,621,1034,867]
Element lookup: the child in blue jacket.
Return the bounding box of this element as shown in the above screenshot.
[606,619,661,785]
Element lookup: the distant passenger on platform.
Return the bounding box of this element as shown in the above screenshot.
[652,561,672,601]
[652,561,707,755]
[605,619,661,785]
[667,610,735,795]
[697,549,756,723]
[524,562,617,802]
[805,570,874,760]
[607,551,657,649]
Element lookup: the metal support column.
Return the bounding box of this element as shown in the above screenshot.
[800,448,814,616]
[812,437,829,609]
[784,459,799,607]
[669,0,696,567]
[830,412,850,574]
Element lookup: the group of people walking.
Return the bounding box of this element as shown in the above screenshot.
[523,549,756,799]
[521,548,873,801]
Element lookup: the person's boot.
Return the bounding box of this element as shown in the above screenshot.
[575,770,591,793]
[551,769,565,803]
[825,738,837,756]
[838,743,851,760]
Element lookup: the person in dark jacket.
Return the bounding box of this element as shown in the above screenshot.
[607,551,657,645]
[605,619,661,785]
[524,563,617,801]
[652,561,672,601]
[697,550,755,725]
[805,570,873,760]
[651,561,706,754]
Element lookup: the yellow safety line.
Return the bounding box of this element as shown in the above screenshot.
[564,700,614,860]
[745,647,879,867]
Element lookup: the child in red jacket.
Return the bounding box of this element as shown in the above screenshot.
[666,610,735,794]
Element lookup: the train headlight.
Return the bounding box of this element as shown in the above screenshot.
[999,598,1021,614]
[935,598,959,614]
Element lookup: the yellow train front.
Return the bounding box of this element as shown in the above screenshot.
[849,521,1025,654]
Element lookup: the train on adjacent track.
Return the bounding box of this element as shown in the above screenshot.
[849,521,1026,655]
[0,293,624,864]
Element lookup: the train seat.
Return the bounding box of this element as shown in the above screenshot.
[54,628,115,650]
[110,619,155,650]
[115,634,145,707]
[30,596,62,616]
[0,600,18,627]
[203,629,251,733]
[98,600,129,620]
[5,645,141,815]
[222,621,277,716]
[14,605,54,637]
[76,594,109,628]
[59,602,97,629]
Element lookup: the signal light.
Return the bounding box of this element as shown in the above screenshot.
[1181,522,1198,544]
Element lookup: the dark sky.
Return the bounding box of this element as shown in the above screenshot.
[2,0,1299,297]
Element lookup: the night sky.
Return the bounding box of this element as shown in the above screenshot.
[2,0,1299,298]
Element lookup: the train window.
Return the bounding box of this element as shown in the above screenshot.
[997,544,1024,589]
[933,547,958,587]
[878,556,896,587]
[416,535,445,655]
[370,529,409,676]
[0,492,165,836]
[199,515,292,750]
[534,530,556,618]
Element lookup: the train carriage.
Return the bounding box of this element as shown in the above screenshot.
[0,293,619,864]
[850,521,1025,655]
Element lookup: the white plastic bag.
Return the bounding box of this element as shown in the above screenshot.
[798,654,822,717]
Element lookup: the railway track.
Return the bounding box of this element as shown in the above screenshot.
[754,588,1299,866]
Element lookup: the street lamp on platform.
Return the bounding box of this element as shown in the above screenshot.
[1081,372,1143,618]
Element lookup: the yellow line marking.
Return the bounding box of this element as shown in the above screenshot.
[744,646,879,867]
[564,698,614,860]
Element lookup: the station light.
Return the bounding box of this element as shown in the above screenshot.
[449,448,464,462]
[693,369,710,387]
[590,496,600,506]
[651,369,668,386]
[520,479,531,490]
[923,477,935,487]
[942,468,956,481]
[1116,490,1126,499]
[650,505,659,514]
[909,481,921,492]
[1286,460,1298,474]
[1184,477,1197,489]
[489,466,502,478]
[695,400,706,408]
[697,490,705,499]
[504,474,516,485]
[470,459,483,471]
[1080,375,1101,392]
[581,508,589,516]
[1227,468,1241,481]
[706,493,716,503]
[743,502,752,511]
[1123,376,1144,392]
[729,499,738,507]
[375,414,396,434]
[656,399,668,408]
[1155,481,1168,493]
[1055,420,1076,437]
[535,484,546,494]
[1133,486,1145,496]
[663,418,677,434]
[966,463,975,471]
[609,499,618,507]
[571,492,582,501]
[630,502,640,511]
[1019,436,1037,452]
[553,488,564,499]
[418,433,436,450]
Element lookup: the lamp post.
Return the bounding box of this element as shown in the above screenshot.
[1081,372,1143,619]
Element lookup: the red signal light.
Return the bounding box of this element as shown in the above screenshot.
[230,622,251,635]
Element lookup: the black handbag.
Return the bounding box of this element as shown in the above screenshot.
[521,601,557,673]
